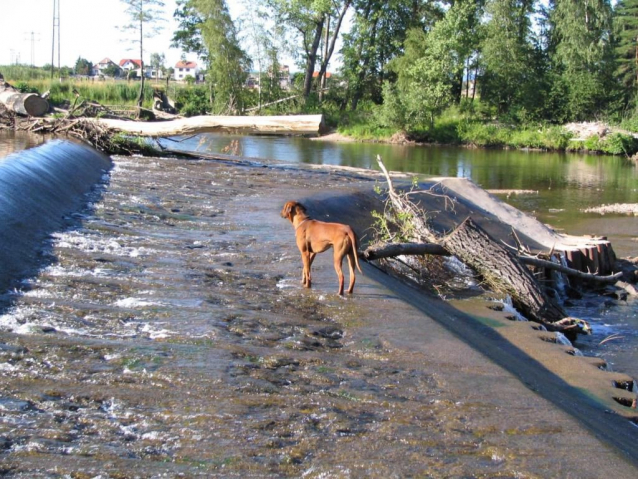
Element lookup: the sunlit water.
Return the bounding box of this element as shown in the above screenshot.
[164,133,638,256]
[0,132,637,475]
[162,133,638,380]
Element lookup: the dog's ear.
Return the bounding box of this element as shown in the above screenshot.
[295,203,307,214]
[281,201,293,219]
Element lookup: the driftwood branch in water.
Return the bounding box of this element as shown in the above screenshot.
[363,242,450,260]
[363,242,622,284]
[376,155,438,243]
[517,255,622,283]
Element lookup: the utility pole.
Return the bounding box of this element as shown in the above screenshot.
[24,32,40,67]
[51,0,61,79]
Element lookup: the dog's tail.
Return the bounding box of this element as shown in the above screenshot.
[348,229,363,274]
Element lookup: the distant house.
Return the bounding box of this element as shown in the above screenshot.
[277,65,291,90]
[246,65,292,91]
[245,72,260,89]
[312,71,332,81]
[174,61,198,81]
[119,59,153,78]
[92,57,119,77]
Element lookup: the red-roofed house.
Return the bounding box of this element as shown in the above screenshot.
[174,61,199,81]
[312,71,332,79]
[119,59,153,78]
[92,58,119,77]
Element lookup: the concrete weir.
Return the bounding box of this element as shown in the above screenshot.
[0,139,112,296]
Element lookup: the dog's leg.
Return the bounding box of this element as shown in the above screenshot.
[301,251,314,288]
[333,250,345,296]
[346,250,356,294]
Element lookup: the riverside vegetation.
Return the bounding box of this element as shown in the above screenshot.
[6,67,638,157]
[6,0,638,156]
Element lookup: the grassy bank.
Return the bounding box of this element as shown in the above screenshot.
[4,74,202,113]
[336,107,638,157]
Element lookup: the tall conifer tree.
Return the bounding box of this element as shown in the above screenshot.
[479,0,536,116]
[615,0,638,105]
[549,0,614,119]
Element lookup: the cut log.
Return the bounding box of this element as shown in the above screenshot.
[441,217,567,324]
[88,114,325,137]
[0,77,49,117]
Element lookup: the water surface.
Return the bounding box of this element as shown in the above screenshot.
[166,133,638,256]
[163,133,638,379]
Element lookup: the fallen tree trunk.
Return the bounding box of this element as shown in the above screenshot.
[374,155,595,333]
[441,217,567,323]
[364,242,623,284]
[0,77,49,117]
[88,114,325,137]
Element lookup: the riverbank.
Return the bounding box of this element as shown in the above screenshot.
[1,146,638,476]
[327,118,638,157]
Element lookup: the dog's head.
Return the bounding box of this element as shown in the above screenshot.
[281,201,307,222]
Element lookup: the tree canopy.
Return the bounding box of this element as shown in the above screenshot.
[167,0,638,126]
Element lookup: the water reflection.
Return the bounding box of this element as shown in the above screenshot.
[164,133,638,256]
[0,131,47,159]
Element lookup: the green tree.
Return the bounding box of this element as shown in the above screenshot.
[615,0,638,106]
[340,0,443,110]
[171,0,207,59]
[549,0,614,120]
[263,0,351,100]
[264,46,285,104]
[238,0,276,111]
[119,0,166,107]
[103,63,122,78]
[479,0,538,117]
[74,57,93,76]
[192,0,251,113]
[387,0,482,128]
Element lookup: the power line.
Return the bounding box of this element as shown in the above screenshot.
[51,0,61,79]
[24,31,41,67]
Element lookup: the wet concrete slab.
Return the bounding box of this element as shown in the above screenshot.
[0,154,637,477]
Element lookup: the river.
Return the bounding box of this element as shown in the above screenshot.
[1,130,638,476]
[163,133,638,383]
[167,133,638,257]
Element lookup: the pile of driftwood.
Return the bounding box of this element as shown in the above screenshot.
[365,156,628,339]
[0,71,325,156]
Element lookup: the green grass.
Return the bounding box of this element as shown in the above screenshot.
[333,104,638,155]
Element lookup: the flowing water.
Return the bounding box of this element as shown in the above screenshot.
[1,131,638,476]
[164,133,638,381]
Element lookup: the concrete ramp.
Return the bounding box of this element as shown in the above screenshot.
[0,139,112,296]
[429,177,616,274]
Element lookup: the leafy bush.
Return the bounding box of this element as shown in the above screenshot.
[173,85,210,116]
[540,126,573,150]
[597,133,638,155]
[15,82,39,94]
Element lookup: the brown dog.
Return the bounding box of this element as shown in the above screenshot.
[281,201,362,295]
